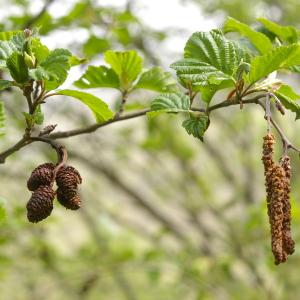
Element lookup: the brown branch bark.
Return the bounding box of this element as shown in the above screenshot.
[2,93,298,164]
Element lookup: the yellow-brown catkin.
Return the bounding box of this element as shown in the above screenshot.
[269,165,286,264]
[262,134,292,264]
[262,134,275,219]
[280,155,295,255]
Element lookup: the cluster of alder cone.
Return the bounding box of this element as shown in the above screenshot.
[26,162,82,223]
[262,134,295,265]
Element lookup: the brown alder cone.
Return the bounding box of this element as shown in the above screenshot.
[26,185,55,223]
[56,187,81,210]
[27,163,55,191]
[56,165,82,189]
[280,155,295,255]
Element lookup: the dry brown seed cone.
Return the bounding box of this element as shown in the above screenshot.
[26,185,55,223]
[56,187,81,210]
[56,165,82,189]
[280,155,295,255]
[27,163,55,191]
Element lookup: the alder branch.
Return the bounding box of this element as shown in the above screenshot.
[0,93,291,164]
[49,95,265,140]
[48,109,151,139]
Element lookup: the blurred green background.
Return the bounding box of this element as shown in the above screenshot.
[1,0,300,299]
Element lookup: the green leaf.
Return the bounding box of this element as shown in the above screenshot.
[0,31,22,41]
[83,36,110,58]
[199,80,233,103]
[69,55,87,67]
[56,89,114,123]
[104,50,143,89]
[33,105,44,125]
[6,52,29,83]
[112,27,131,46]
[149,92,190,117]
[74,65,120,89]
[224,17,272,53]
[0,80,12,91]
[29,38,50,64]
[171,58,234,87]
[182,114,209,141]
[247,44,300,83]
[257,18,298,43]
[171,30,251,89]
[275,85,300,120]
[0,101,5,137]
[22,105,44,126]
[0,197,6,224]
[29,48,72,90]
[135,67,179,92]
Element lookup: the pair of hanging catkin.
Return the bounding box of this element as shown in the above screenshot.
[26,163,82,223]
[262,134,295,264]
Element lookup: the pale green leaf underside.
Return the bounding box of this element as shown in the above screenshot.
[275,84,300,120]
[0,33,25,67]
[56,89,114,123]
[0,101,5,137]
[74,65,120,89]
[135,67,179,92]
[104,50,143,83]
[149,92,190,117]
[182,115,209,141]
[247,44,300,83]
[171,58,234,86]
[224,17,272,54]
[257,17,298,43]
[6,52,28,83]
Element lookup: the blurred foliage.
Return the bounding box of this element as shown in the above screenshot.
[189,0,300,25]
[1,0,300,300]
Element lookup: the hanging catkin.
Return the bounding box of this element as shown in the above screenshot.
[262,134,295,264]
[280,155,295,256]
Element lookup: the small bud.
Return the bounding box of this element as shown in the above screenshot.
[39,124,57,136]
[24,29,32,38]
[24,52,36,69]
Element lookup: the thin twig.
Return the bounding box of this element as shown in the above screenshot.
[30,137,67,177]
[48,109,151,139]
[258,101,300,155]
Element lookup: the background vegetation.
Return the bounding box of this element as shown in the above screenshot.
[1,0,300,299]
